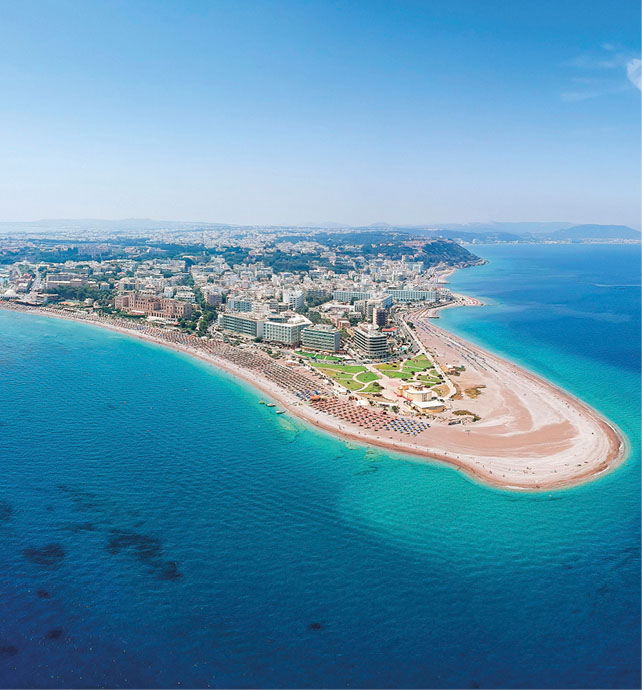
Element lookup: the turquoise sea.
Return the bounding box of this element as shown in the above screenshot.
[0,244,639,688]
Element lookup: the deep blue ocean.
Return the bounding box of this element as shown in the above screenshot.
[0,244,639,689]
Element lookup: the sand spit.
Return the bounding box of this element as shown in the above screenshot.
[0,301,626,491]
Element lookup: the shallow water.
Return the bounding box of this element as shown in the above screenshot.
[0,243,639,688]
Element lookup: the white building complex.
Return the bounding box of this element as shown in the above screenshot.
[301,324,341,353]
[262,314,310,346]
[218,311,311,346]
[332,290,372,302]
[387,289,438,303]
[218,312,263,337]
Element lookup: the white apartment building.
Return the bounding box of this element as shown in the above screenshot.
[263,314,311,346]
[282,289,304,311]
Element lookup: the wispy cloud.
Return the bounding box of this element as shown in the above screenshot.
[567,54,623,70]
[562,44,640,101]
[626,58,641,90]
[561,85,630,102]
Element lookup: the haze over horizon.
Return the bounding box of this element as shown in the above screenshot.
[1,0,640,227]
[1,216,640,232]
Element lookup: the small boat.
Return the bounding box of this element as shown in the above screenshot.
[266,403,275,408]
[275,410,285,414]
[258,400,265,404]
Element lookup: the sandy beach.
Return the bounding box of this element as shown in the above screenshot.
[0,299,626,491]
[406,304,625,489]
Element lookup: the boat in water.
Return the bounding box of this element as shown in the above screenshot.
[276,410,285,414]
[266,403,275,408]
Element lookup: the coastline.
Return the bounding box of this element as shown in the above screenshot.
[0,294,627,492]
[410,305,626,490]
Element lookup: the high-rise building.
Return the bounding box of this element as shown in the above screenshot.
[354,299,368,316]
[354,325,388,360]
[217,312,311,345]
[263,314,310,346]
[301,324,341,353]
[217,312,263,337]
[372,307,387,328]
[282,289,304,311]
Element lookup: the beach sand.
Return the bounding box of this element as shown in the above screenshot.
[1,300,626,491]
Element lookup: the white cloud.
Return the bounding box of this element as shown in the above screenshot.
[562,45,641,101]
[561,85,629,102]
[626,58,641,90]
[567,54,621,69]
[561,90,603,102]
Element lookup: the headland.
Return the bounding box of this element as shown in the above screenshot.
[0,287,626,491]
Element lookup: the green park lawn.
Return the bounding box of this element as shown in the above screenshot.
[375,362,400,372]
[417,374,441,386]
[375,355,433,380]
[341,379,366,391]
[356,370,380,384]
[401,355,432,373]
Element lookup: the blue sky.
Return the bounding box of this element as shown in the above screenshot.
[1,0,640,226]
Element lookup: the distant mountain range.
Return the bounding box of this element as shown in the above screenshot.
[299,220,640,242]
[548,224,641,241]
[359,222,641,243]
[421,221,575,236]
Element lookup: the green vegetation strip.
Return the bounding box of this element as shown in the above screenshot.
[312,364,365,373]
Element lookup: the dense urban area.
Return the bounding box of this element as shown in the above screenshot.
[1,227,485,421]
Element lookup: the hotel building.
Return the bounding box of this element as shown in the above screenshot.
[218,312,263,338]
[354,324,388,360]
[114,293,193,319]
[263,314,310,346]
[301,324,341,353]
[387,289,438,303]
[333,290,372,303]
[218,312,311,346]
[45,273,88,289]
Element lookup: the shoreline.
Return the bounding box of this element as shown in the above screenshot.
[411,306,627,489]
[0,295,627,492]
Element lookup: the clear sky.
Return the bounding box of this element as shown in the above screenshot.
[1,0,640,227]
